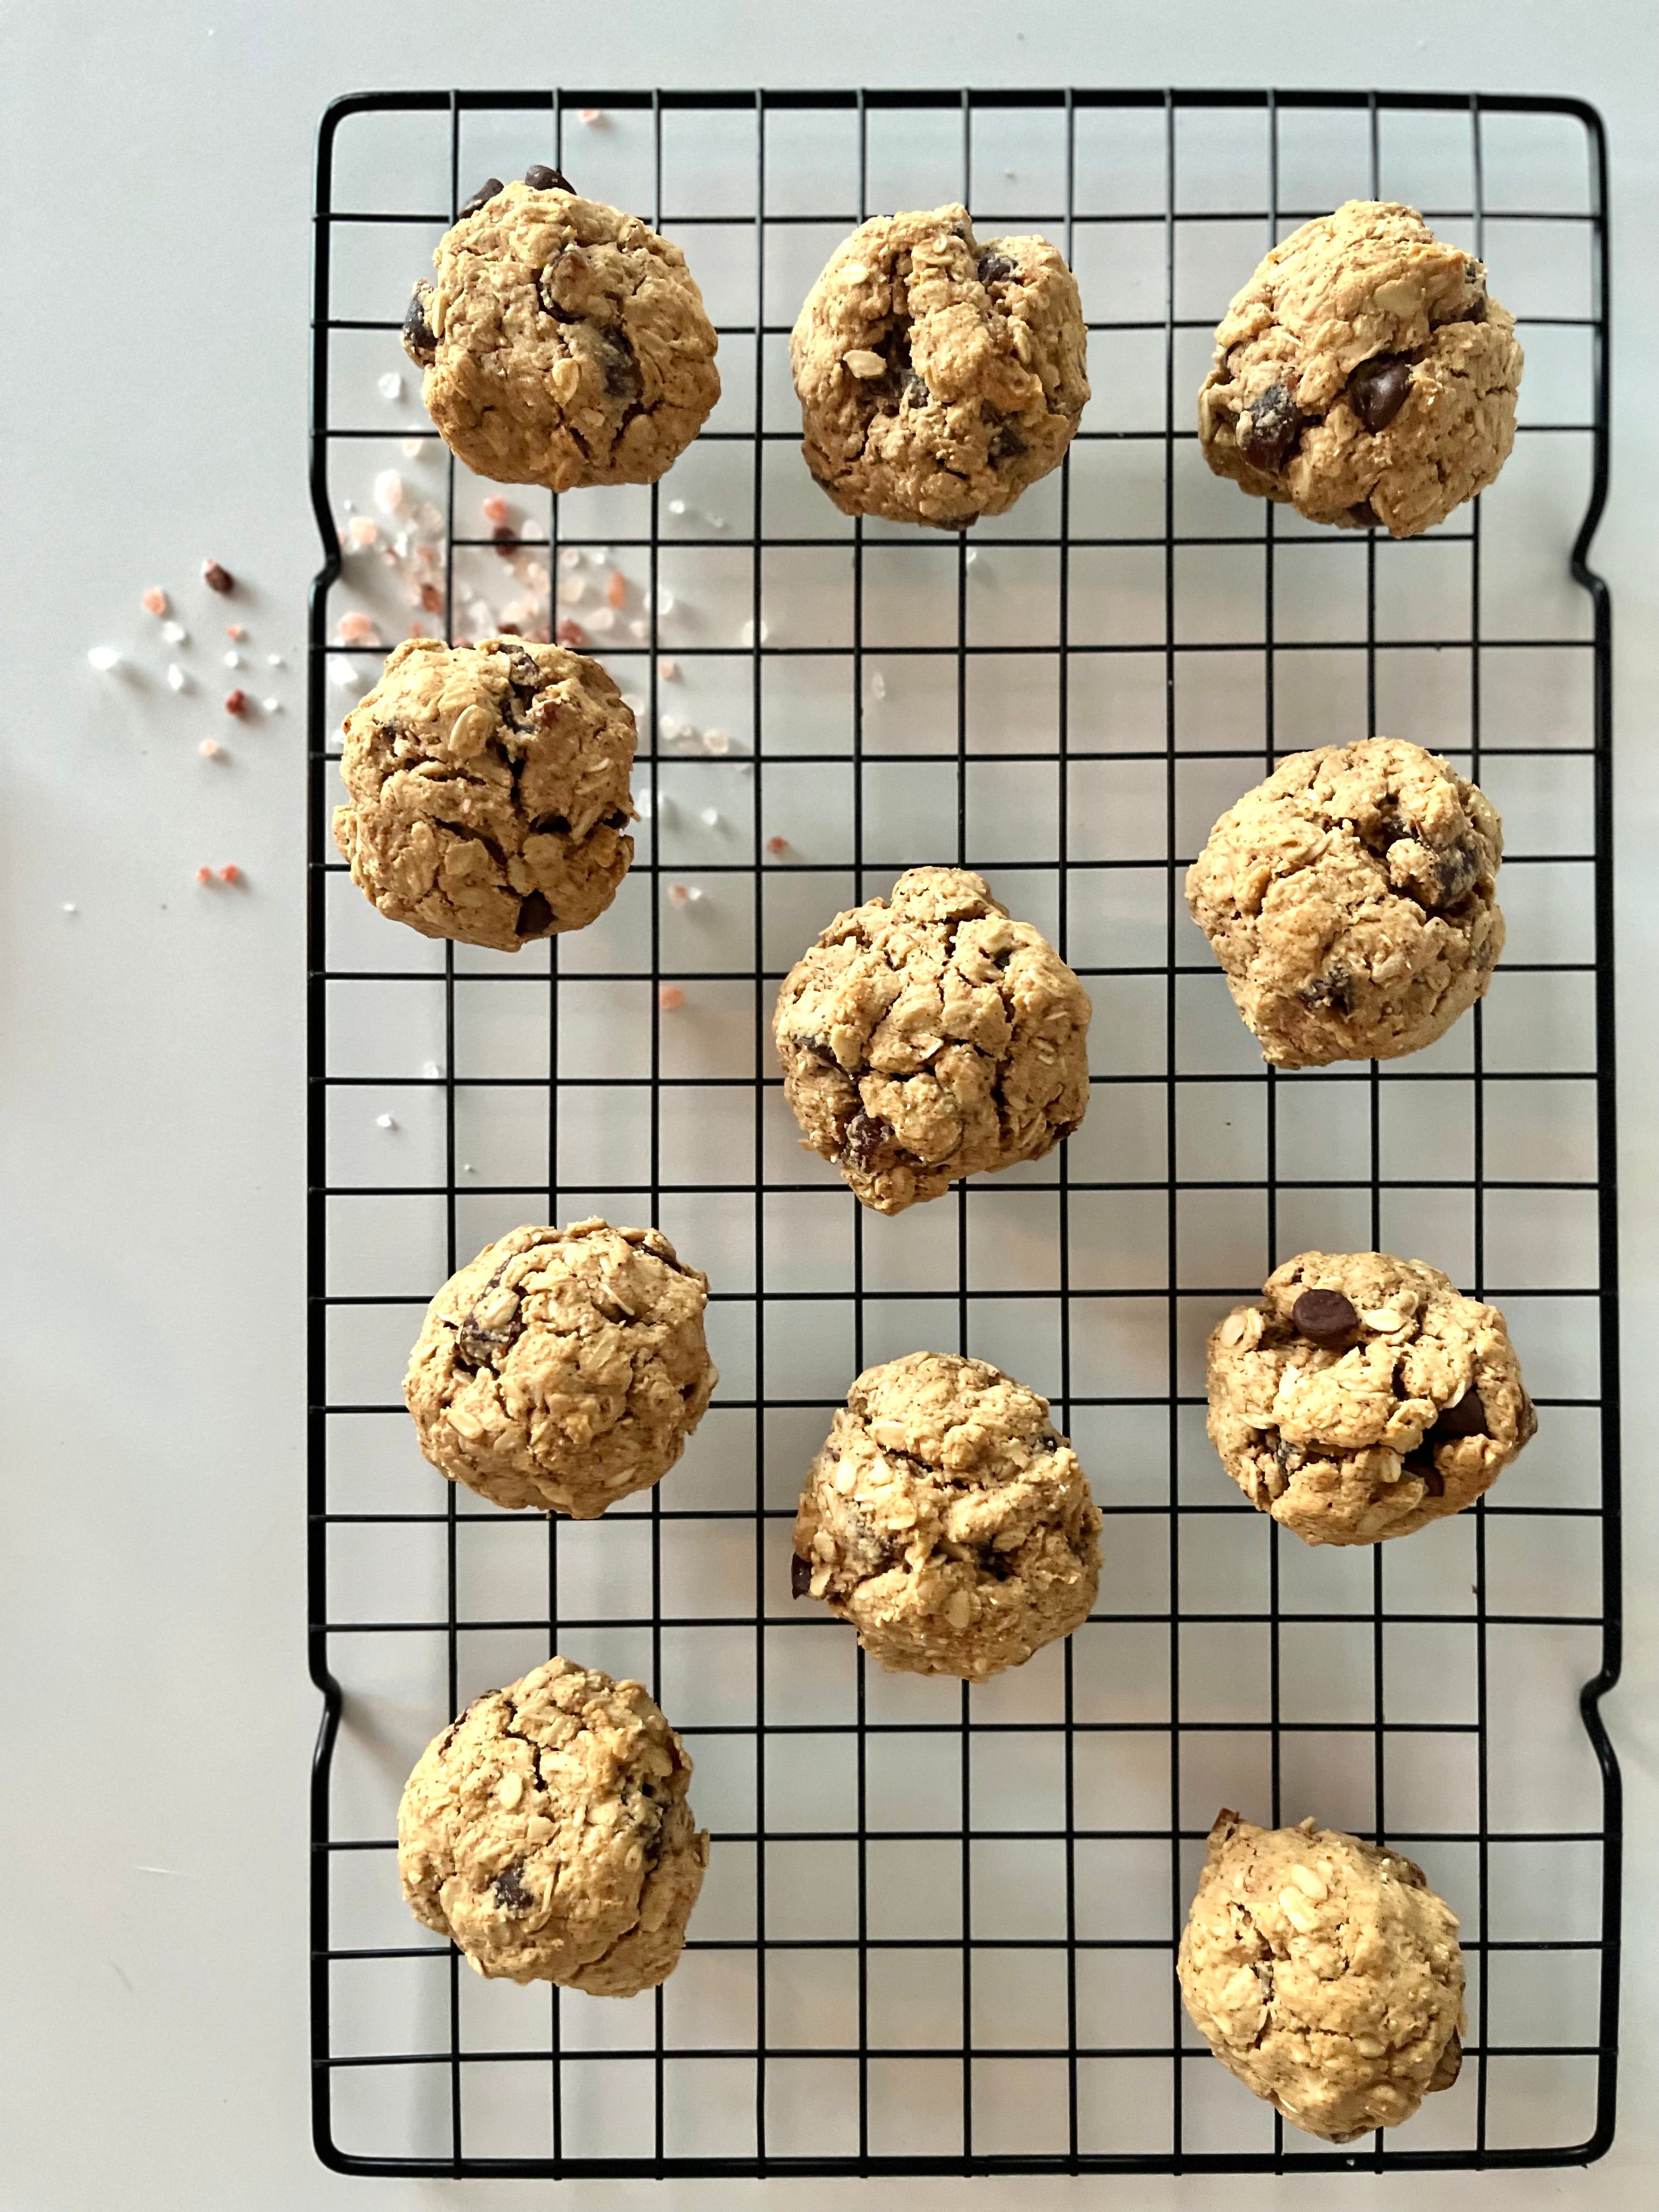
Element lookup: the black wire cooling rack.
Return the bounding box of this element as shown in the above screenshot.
[307,86,1620,2179]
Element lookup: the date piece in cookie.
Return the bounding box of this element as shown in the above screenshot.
[1198,200,1522,539]
[791,205,1088,527]
[1179,1809,1465,2141]
[332,636,637,953]
[1206,1250,1536,1545]
[405,1220,717,1517]
[1186,738,1503,1068]
[774,866,1091,1214]
[398,1656,708,1992]
[792,1351,1102,1679]
[403,171,719,489]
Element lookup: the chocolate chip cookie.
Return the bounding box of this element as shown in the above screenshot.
[792,1351,1101,1679]
[398,1656,708,1992]
[332,636,636,953]
[403,170,720,489]
[404,1220,717,1518]
[774,867,1091,1214]
[1179,1809,1465,2142]
[1206,1250,1536,1546]
[1186,738,1504,1067]
[792,205,1088,527]
[1198,200,1522,538]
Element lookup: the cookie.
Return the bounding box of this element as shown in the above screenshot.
[792,1351,1101,1679]
[398,1656,708,1992]
[774,867,1091,1214]
[791,204,1088,527]
[1186,738,1503,1068]
[404,1220,717,1518]
[332,636,636,953]
[1206,1250,1536,1546]
[403,170,719,490]
[1198,200,1522,538]
[1178,1809,1465,2141]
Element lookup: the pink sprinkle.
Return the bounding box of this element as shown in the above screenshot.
[335,610,379,645]
[658,984,685,1012]
[195,865,213,884]
[578,108,601,124]
[766,834,789,855]
[556,618,588,648]
[141,586,168,617]
[667,882,692,909]
[606,569,627,608]
[218,864,241,884]
[419,583,445,614]
[482,495,512,526]
[407,620,427,639]
[226,623,246,640]
[224,688,247,715]
[199,738,223,759]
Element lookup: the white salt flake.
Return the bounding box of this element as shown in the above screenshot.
[703,728,733,755]
[620,691,645,716]
[87,646,121,672]
[628,618,648,639]
[266,652,284,667]
[376,1113,398,1130]
[330,660,366,693]
[374,469,405,515]
[965,548,979,568]
[558,547,582,570]
[61,902,77,915]
[658,589,676,616]
[585,606,616,633]
[262,697,281,713]
[379,371,405,401]
[739,618,768,648]
[635,789,654,818]
[658,715,683,742]
[224,650,242,669]
[699,805,720,828]
[871,669,888,699]
[400,437,425,458]
[658,657,680,680]
[421,1059,443,1080]
[668,499,686,516]
[166,663,189,693]
[162,620,188,645]
[556,575,587,606]
[707,514,727,531]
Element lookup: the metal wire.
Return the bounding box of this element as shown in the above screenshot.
[308,85,1620,2179]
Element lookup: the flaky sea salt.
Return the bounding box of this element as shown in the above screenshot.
[374,469,405,515]
[378,371,404,401]
[86,645,121,672]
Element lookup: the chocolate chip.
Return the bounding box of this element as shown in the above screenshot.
[1430,2030,1464,2094]
[492,524,518,559]
[1298,964,1356,1017]
[493,1863,533,1915]
[524,163,572,192]
[1291,1288,1361,1349]
[202,559,234,595]
[989,424,1026,464]
[842,1110,895,1174]
[977,249,1017,286]
[603,809,630,829]
[1435,840,1481,906]
[537,264,583,323]
[1235,383,1308,473]
[528,813,570,837]
[1429,1386,1488,1441]
[599,324,642,403]
[516,889,555,936]
[1348,499,1381,529]
[402,284,438,366]
[903,373,929,407]
[1404,1449,1445,1495]
[1051,1118,1081,1143]
[791,1551,812,1599]
[795,1034,840,1068]
[1348,354,1413,433]
[458,177,504,220]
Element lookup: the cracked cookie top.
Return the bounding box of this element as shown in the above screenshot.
[1206,1250,1536,1547]
[332,636,636,953]
[791,204,1089,527]
[398,1656,708,1992]
[792,1351,1102,1679]
[1198,200,1522,538]
[774,867,1091,1214]
[404,1220,717,1518]
[404,171,720,490]
[1186,738,1504,1068]
[1178,1809,1465,2141]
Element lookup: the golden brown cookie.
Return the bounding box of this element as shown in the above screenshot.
[791,204,1088,527]
[404,1220,716,1518]
[1185,738,1503,1068]
[332,636,636,952]
[403,170,719,489]
[398,1656,708,1993]
[1178,1809,1465,2141]
[1198,200,1521,538]
[774,867,1091,1214]
[1206,1250,1536,1545]
[792,1351,1101,1678]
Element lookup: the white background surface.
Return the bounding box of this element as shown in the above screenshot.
[2,3,1655,2209]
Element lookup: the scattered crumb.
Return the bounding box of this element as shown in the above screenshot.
[203,559,234,594]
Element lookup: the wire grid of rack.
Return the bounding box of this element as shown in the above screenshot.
[308,86,1620,2179]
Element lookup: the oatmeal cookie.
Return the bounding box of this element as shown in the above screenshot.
[1198,199,1522,538]
[774,867,1091,1214]
[1185,738,1504,1067]
[404,1220,716,1517]
[332,636,636,952]
[403,169,719,489]
[792,204,1088,527]
[1178,1809,1465,2141]
[792,1351,1101,1678]
[398,1656,708,1992]
[1206,1250,1536,1545]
